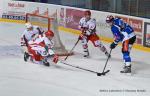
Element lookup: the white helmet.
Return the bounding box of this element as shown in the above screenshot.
[25,22,33,29]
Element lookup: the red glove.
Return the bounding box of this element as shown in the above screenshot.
[78,33,84,40]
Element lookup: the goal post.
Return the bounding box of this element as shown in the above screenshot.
[26,13,72,56]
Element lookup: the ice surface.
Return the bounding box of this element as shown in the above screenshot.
[0,22,150,96]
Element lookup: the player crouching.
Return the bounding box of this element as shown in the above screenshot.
[25,30,59,66]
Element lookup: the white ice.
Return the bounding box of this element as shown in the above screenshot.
[0,22,150,96]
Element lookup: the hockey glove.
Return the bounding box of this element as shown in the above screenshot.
[79,34,83,40]
[78,33,87,40]
[110,42,118,49]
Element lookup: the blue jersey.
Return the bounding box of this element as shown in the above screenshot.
[111,18,135,43]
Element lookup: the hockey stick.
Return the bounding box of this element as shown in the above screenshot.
[64,38,80,61]
[60,61,99,74]
[97,49,112,76]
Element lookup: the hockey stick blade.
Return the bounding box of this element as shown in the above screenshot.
[97,70,110,76]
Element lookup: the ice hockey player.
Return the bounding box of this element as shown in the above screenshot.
[78,10,110,58]
[21,22,43,62]
[106,15,136,73]
[26,30,59,66]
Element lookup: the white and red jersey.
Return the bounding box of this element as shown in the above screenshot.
[21,26,40,46]
[78,17,104,48]
[27,34,58,63]
[28,34,54,55]
[79,17,96,35]
[29,34,54,47]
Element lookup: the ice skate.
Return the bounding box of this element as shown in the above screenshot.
[24,52,30,62]
[42,59,50,66]
[120,66,132,75]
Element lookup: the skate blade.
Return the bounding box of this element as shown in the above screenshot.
[125,73,132,76]
[83,56,90,59]
[120,72,132,76]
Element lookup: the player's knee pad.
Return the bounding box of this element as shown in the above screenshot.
[83,44,88,49]
[123,51,131,62]
[81,39,87,44]
[81,38,88,49]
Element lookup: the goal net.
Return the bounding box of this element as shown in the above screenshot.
[26,13,72,56]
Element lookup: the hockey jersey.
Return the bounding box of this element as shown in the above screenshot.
[28,34,54,56]
[79,17,96,34]
[111,18,135,43]
[21,26,40,46]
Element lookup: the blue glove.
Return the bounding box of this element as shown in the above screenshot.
[110,42,117,49]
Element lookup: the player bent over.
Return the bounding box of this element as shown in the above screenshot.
[106,15,136,73]
[26,30,59,66]
[78,10,110,58]
[21,22,43,61]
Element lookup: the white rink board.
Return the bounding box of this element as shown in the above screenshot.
[0,1,150,46]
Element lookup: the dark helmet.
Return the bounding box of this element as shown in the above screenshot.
[106,15,114,23]
[84,10,91,16]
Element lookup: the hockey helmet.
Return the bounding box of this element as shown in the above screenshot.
[45,30,54,37]
[25,22,33,29]
[84,10,91,16]
[106,15,114,23]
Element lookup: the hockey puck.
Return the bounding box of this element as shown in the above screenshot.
[97,70,110,76]
[97,73,102,76]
